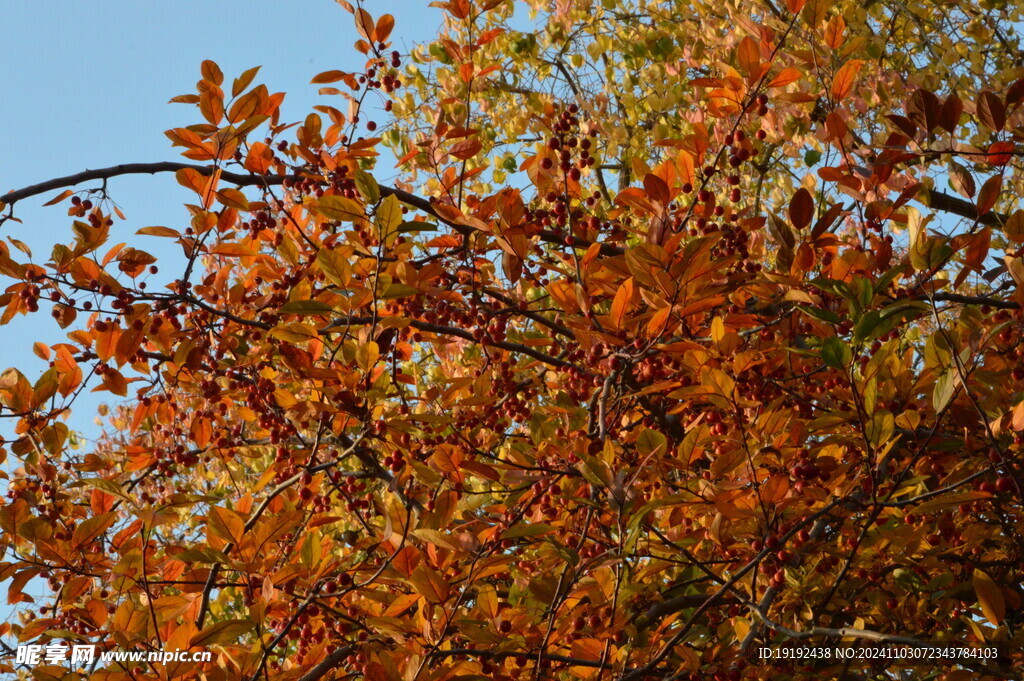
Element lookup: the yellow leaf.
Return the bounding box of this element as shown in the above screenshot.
[711,316,725,342]
[317,195,365,222]
[973,569,1005,626]
[216,188,249,210]
[270,323,318,344]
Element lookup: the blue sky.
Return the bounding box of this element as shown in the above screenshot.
[0,0,445,628]
[0,1,446,445]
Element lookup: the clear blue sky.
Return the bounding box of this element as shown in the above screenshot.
[0,1,445,443]
[0,0,445,627]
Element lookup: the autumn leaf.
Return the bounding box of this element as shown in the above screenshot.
[831,60,862,101]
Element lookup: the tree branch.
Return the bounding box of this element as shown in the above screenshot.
[321,316,575,369]
[923,187,1006,226]
[0,161,623,256]
[296,646,352,681]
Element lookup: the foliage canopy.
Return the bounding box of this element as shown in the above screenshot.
[2,1,1024,680]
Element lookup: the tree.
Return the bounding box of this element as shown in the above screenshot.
[1,0,1023,679]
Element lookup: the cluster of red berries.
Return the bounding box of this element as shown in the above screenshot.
[539,103,596,180]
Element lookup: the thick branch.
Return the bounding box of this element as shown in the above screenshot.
[321,316,574,369]
[923,187,1006,226]
[0,161,623,256]
[928,292,1019,309]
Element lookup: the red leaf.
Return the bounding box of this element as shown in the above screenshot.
[449,138,482,160]
[986,141,1015,167]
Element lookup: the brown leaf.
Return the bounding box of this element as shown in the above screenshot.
[789,188,814,231]
[977,90,1005,132]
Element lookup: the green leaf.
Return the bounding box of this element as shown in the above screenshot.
[853,310,882,342]
[796,305,841,324]
[821,336,851,369]
[355,170,380,204]
[576,453,611,488]
[804,149,822,166]
[636,428,668,457]
[317,195,364,222]
[873,266,904,295]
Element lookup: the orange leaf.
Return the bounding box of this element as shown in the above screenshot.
[245,142,274,175]
[676,150,696,187]
[737,37,760,76]
[175,167,207,195]
[91,488,116,515]
[410,564,449,603]
[43,189,73,206]
[831,60,862,101]
[375,14,395,43]
[99,369,127,396]
[93,325,121,362]
[610,278,635,329]
[232,65,262,97]
[201,59,224,86]
[768,67,801,88]
[312,70,349,84]
[191,416,212,449]
[449,138,482,160]
[355,8,374,41]
[824,15,845,49]
[217,188,250,210]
